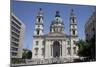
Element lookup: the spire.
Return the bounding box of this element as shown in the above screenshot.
[38,8,43,16]
[71,9,74,12]
[70,9,75,16]
[39,8,42,11]
[55,11,60,17]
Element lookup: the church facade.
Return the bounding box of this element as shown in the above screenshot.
[32,8,78,60]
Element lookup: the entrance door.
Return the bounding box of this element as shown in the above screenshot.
[53,41,60,57]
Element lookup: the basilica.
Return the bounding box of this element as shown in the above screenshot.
[32,8,78,60]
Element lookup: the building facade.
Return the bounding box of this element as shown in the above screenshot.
[32,8,78,60]
[85,12,96,41]
[10,13,25,59]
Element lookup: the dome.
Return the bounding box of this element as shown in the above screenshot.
[50,11,64,33]
[54,16,63,23]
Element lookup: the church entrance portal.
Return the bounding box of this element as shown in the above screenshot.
[53,41,60,57]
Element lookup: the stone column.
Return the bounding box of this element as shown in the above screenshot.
[60,45,62,58]
[60,45,61,57]
[65,40,67,58]
[62,40,66,58]
[60,40,62,58]
[64,40,66,58]
[51,45,53,58]
[70,38,74,61]
[45,40,49,59]
[51,40,53,58]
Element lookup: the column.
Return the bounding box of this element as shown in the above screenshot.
[60,41,62,57]
[52,45,53,58]
[51,45,53,58]
[60,45,61,57]
[64,40,66,58]
[70,39,73,59]
[45,41,49,59]
[60,45,62,58]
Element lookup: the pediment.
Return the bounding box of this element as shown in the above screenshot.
[45,32,67,37]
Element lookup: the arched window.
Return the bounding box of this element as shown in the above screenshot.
[37,30,39,35]
[73,30,75,35]
[38,17,41,22]
[72,18,75,23]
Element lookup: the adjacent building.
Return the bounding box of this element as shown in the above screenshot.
[10,13,25,59]
[32,8,78,60]
[85,12,96,41]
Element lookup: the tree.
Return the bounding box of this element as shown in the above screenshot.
[88,37,96,60]
[22,51,27,59]
[76,40,89,57]
[22,50,32,59]
[27,51,32,59]
[76,38,96,61]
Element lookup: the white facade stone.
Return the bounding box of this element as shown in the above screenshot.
[32,9,79,60]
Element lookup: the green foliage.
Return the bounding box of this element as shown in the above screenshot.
[76,40,88,57]
[27,51,32,59]
[22,51,27,59]
[76,38,96,60]
[22,50,32,59]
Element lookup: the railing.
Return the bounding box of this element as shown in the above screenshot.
[11,57,72,66]
[27,57,72,64]
[11,57,95,66]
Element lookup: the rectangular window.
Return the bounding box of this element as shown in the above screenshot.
[11,42,18,47]
[67,47,71,55]
[73,47,76,54]
[35,48,38,55]
[36,41,39,45]
[41,48,44,56]
[11,37,19,42]
[11,21,21,29]
[11,26,20,33]
[12,16,21,25]
[73,41,76,45]
[11,47,18,51]
[11,31,20,38]
[42,41,45,46]
[68,41,70,45]
[11,52,17,56]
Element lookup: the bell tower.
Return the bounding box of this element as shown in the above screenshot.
[34,8,44,36]
[70,9,78,37]
[33,8,44,59]
[69,9,78,57]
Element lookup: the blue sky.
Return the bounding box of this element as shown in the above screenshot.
[11,0,96,50]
